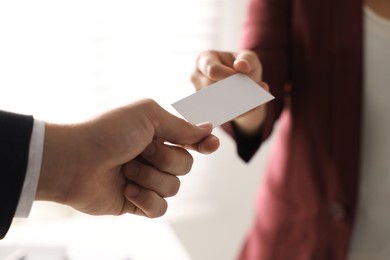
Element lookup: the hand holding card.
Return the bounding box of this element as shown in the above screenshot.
[172,74,274,127]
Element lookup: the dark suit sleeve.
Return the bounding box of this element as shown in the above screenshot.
[0,110,34,239]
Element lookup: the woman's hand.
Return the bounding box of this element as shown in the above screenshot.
[191,50,269,135]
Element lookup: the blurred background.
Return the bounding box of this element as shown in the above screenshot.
[0,1,274,259]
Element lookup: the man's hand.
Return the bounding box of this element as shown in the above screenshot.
[36,99,220,218]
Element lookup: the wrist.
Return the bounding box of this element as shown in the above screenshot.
[233,105,267,136]
[36,123,86,203]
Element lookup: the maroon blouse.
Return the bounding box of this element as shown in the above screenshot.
[222,0,363,259]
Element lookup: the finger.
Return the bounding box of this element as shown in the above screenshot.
[260,81,270,92]
[121,201,146,217]
[143,101,215,146]
[196,50,237,81]
[232,50,263,82]
[190,69,216,91]
[123,182,168,218]
[184,134,220,154]
[140,140,194,176]
[124,160,181,197]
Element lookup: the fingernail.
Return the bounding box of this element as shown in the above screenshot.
[196,122,213,129]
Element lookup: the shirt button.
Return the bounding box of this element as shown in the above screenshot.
[330,202,346,220]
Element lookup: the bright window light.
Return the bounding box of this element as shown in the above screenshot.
[0,0,224,123]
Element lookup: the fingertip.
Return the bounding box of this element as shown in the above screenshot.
[198,135,220,154]
[196,122,213,131]
[234,58,251,73]
[259,81,270,91]
[214,135,221,149]
[124,188,168,218]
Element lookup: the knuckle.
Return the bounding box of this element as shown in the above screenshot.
[198,50,215,59]
[191,71,213,91]
[190,71,199,85]
[139,98,158,110]
[161,153,176,172]
[136,98,159,121]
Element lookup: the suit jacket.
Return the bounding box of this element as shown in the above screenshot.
[0,111,33,239]
[222,0,363,259]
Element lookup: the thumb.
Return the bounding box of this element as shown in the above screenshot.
[147,101,213,145]
[233,50,263,81]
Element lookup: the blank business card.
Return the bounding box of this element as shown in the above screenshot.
[172,74,274,127]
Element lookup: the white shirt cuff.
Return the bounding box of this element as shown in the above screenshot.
[14,119,45,218]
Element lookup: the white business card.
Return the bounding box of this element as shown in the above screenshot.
[172,73,274,127]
